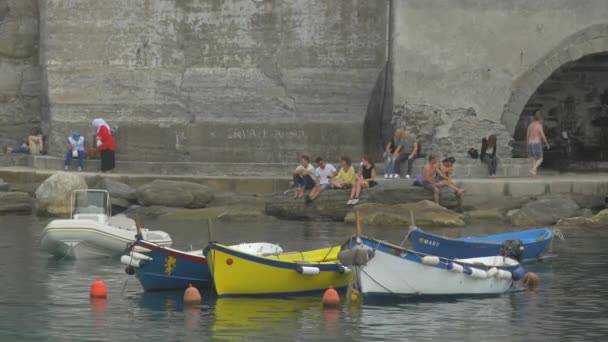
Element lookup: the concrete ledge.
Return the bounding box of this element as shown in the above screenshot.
[0,155,29,167]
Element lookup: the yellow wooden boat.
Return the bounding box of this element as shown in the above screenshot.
[207,243,352,297]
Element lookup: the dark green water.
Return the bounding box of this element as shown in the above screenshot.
[1,214,607,341]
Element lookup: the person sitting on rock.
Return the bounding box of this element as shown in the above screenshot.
[290,154,315,199]
[4,139,30,154]
[436,156,465,196]
[63,131,85,172]
[422,155,441,205]
[330,156,355,189]
[305,157,336,204]
[393,129,418,179]
[347,156,377,205]
[383,129,402,179]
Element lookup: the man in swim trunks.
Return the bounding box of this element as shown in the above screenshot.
[422,155,441,205]
[527,111,550,176]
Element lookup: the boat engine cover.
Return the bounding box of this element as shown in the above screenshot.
[500,239,524,262]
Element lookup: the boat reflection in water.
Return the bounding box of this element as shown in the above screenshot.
[211,297,321,340]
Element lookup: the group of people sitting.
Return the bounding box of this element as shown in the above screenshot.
[4,119,116,173]
[290,155,377,205]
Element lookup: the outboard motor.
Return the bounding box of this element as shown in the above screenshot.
[500,239,524,262]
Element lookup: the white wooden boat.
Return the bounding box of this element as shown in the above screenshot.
[40,190,172,259]
[340,236,524,297]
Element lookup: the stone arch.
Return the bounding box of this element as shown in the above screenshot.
[501,24,608,135]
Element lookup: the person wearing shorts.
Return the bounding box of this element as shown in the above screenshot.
[527,111,550,176]
[422,155,441,205]
[290,154,315,199]
[347,156,377,205]
[305,157,336,204]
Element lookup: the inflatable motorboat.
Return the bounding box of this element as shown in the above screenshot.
[40,189,172,259]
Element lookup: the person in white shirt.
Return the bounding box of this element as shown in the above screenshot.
[289,154,315,199]
[305,157,336,204]
[64,131,85,171]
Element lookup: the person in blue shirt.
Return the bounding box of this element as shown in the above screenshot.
[64,131,85,171]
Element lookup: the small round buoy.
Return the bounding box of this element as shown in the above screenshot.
[523,272,540,291]
[350,288,360,304]
[183,284,202,305]
[89,278,108,299]
[322,287,340,307]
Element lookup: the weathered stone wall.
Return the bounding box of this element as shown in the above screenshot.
[40,0,387,162]
[0,0,40,150]
[391,0,608,159]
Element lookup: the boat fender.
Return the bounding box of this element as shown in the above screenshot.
[496,269,512,280]
[296,265,320,275]
[120,255,142,268]
[338,245,370,266]
[130,251,152,261]
[421,256,440,266]
[125,266,135,275]
[338,265,352,274]
[486,267,498,277]
[469,268,488,279]
[462,266,473,276]
[446,262,464,273]
[511,266,525,281]
[132,246,151,253]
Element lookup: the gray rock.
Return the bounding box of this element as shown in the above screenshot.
[35,173,88,216]
[0,178,9,192]
[0,192,32,213]
[509,196,580,227]
[111,197,132,210]
[465,208,505,221]
[123,205,174,219]
[136,180,214,208]
[95,178,137,201]
[344,201,465,227]
[208,192,267,209]
[265,183,460,222]
[557,209,608,227]
[217,207,278,223]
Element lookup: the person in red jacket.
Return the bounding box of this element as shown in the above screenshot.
[92,118,115,173]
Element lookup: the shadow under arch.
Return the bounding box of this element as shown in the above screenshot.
[500,24,608,138]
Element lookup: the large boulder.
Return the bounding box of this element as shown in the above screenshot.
[557,209,608,227]
[509,195,579,227]
[136,180,214,208]
[0,192,32,213]
[0,178,9,192]
[95,178,137,201]
[265,182,460,222]
[95,178,137,212]
[35,173,88,216]
[344,201,465,227]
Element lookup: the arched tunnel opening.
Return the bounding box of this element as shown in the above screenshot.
[513,52,608,171]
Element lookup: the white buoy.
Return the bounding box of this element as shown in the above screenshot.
[338,266,352,274]
[120,255,142,268]
[447,262,464,273]
[487,267,498,277]
[129,251,152,261]
[469,268,488,279]
[297,265,320,275]
[422,256,440,266]
[496,269,512,280]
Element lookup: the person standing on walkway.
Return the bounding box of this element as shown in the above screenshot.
[64,131,85,171]
[527,111,550,176]
[92,118,115,173]
[393,129,418,179]
[480,134,498,177]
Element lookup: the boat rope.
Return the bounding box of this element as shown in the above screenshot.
[360,267,394,294]
[399,226,416,247]
[321,245,335,262]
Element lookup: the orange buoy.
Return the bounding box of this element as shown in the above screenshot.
[89,278,108,298]
[183,284,202,305]
[523,272,540,291]
[322,287,340,307]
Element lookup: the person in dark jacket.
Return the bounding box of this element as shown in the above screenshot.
[480,134,498,177]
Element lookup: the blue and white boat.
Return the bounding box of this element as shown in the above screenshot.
[340,235,524,297]
[121,239,283,292]
[407,227,559,262]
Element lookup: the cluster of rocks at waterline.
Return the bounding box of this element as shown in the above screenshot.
[0,177,32,213]
[7,172,607,228]
[557,209,608,227]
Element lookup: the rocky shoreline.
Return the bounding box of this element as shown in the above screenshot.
[0,173,607,228]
